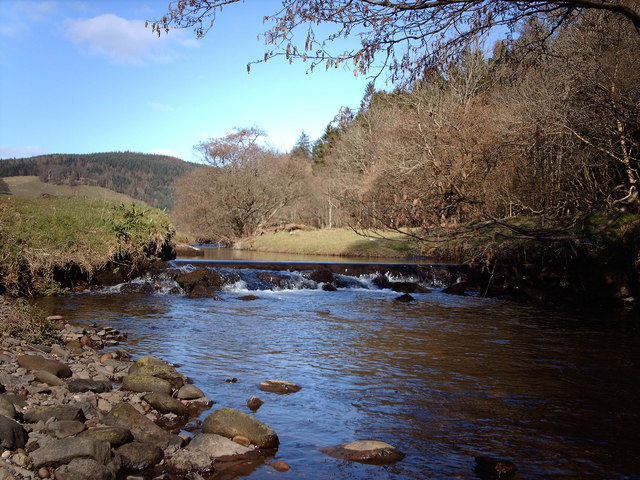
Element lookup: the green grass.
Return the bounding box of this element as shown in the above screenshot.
[3,176,145,204]
[243,227,423,258]
[0,196,174,296]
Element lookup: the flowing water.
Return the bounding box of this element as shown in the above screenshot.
[38,253,640,480]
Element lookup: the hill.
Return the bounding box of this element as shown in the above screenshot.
[1,176,145,204]
[0,152,199,209]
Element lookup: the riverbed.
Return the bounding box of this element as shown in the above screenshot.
[37,257,640,479]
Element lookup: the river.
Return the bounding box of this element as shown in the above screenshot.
[37,250,640,479]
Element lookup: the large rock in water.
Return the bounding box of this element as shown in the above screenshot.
[321,440,405,464]
[121,374,172,395]
[17,354,72,378]
[258,380,301,394]
[202,408,279,448]
[103,403,181,449]
[175,268,225,294]
[0,414,27,450]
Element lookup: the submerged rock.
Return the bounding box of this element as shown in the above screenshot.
[246,396,264,411]
[394,293,415,303]
[258,380,301,394]
[321,440,404,464]
[474,455,518,479]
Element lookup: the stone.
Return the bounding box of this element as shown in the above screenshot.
[474,455,518,479]
[164,448,212,474]
[246,396,263,411]
[16,355,71,378]
[308,268,335,284]
[103,403,181,449]
[33,370,66,387]
[394,293,415,303]
[128,357,185,390]
[188,433,255,459]
[258,380,301,394]
[0,415,27,450]
[79,335,94,348]
[0,467,16,480]
[46,420,86,439]
[30,437,111,468]
[202,408,278,449]
[23,405,85,423]
[68,379,111,394]
[54,458,114,480]
[321,440,405,464]
[237,295,259,301]
[142,393,189,416]
[176,384,204,400]
[79,427,133,448]
[116,442,163,472]
[175,268,225,294]
[50,344,70,359]
[99,353,113,363]
[232,436,251,447]
[121,375,172,395]
[442,281,468,296]
[0,397,15,419]
[271,460,291,472]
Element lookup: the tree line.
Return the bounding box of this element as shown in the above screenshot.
[173,9,638,243]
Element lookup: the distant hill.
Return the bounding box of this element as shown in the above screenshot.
[0,152,199,209]
[2,176,145,205]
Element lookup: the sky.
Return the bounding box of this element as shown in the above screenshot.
[0,0,373,162]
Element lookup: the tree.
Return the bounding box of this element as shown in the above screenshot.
[152,1,640,83]
[290,131,312,161]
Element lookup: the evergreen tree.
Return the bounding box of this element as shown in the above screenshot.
[291,131,312,161]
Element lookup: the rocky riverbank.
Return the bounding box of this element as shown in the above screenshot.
[0,316,406,480]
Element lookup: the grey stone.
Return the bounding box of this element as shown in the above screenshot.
[54,458,115,480]
[68,379,111,394]
[30,437,111,468]
[0,397,15,419]
[79,427,133,448]
[189,433,255,459]
[165,448,212,473]
[0,415,27,450]
[23,405,85,423]
[176,384,204,400]
[46,420,86,439]
[142,393,189,416]
[202,408,278,448]
[16,355,71,378]
[121,375,172,395]
[103,403,181,449]
[33,370,66,387]
[128,357,185,390]
[321,440,405,464]
[116,442,163,471]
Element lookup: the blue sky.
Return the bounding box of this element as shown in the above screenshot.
[0,0,372,162]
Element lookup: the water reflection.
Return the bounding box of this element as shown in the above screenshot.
[38,288,640,479]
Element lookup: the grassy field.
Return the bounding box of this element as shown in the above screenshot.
[0,195,174,296]
[242,227,424,258]
[2,176,145,204]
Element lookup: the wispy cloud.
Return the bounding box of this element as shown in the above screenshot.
[0,145,48,159]
[147,102,175,112]
[0,1,59,38]
[149,148,186,159]
[63,13,197,65]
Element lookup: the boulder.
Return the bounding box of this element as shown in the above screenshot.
[474,455,518,479]
[308,269,334,284]
[175,268,225,293]
[68,379,111,393]
[79,427,133,448]
[17,355,72,378]
[143,392,189,416]
[321,440,404,464]
[442,281,468,296]
[30,437,111,468]
[23,405,85,423]
[121,374,172,395]
[54,457,117,480]
[258,380,301,394]
[46,420,86,439]
[176,384,205,400]
[271,460,291,472]
[202,408,278,449]
[0,414,27,450]
[120,282,155,295]
[116,442,163,471]
[246,396,263,411]
[103,403,181,449]
[189,433,255,460]
[165,448,212,473]
[394,293,415,303]
[128,356,185,389]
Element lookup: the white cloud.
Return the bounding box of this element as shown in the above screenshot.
[0,145,48,159]
[63,13,196,65]
[149,148,186,160]
[147,102,175,112]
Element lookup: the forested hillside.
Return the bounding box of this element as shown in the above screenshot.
[0,152,198,209]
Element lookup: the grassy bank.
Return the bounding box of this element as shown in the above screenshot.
[242,227,423,258]
[0,196,174,296]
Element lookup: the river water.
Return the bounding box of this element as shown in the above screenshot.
[38,252,640,480]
